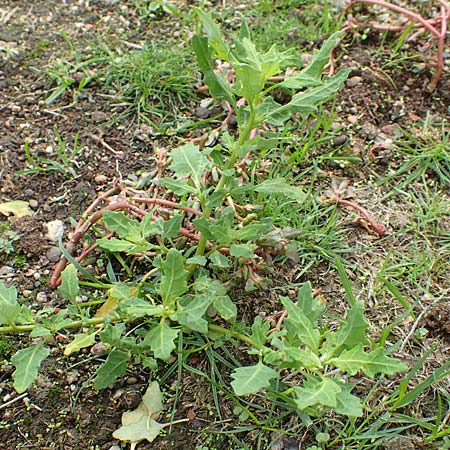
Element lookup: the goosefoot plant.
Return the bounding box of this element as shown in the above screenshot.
[1,10,407,446]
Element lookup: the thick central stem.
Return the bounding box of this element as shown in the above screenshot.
[195,103,257,257]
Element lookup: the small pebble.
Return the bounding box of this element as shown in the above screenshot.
[33,272,41,280]
[36,292,47,303]
[126,377,138,385]
[94,174,108,184]
[346,76,363,88]
[45,220,64,243]
[108,446,121,450]
[29,199,38,208]
[347,115,358,125]
[22,290,33,297]
[46,246,61,262]
[0,265,14,275]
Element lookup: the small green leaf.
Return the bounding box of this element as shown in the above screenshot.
[250,316,271,347]
[186,255,207,266]
[209,251,230,268]
[209,223,233,244]
[64,332,97,356]
[170,142,210,189]
[58,264,79,303]
[297,282,325,323]
[0,281,20,325]
[268,69,351,117]
[192,35,235,105]
[234,220,273,241]
[280,295,320,351]
[93,349,130,390]
[100,323,126,346]
[335,383,363,417]
[175,294,212,333]
[294,376,342,410]
[163,214,183,240]
[334,301,369,349]
[120,298,164,319]
[254,178,305,202]
[231,361,279,396]
[160,249,188,307]
[229,243,256,258]
[11,343,51,393]
[329,345,408,377]
[143,321,179,360]
[193,217,215,240]
[213,295,237,321]
[102,211,140,238]
[193,8,230,60]
[301,32,341,79]
[159,178,196,195]
[97,238,136,253]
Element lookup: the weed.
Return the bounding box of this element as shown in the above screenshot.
[102,42,197,126]
[16,128,82,178]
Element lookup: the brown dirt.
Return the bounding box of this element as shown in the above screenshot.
[0,1,449,449]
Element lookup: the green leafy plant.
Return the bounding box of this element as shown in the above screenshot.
[0,10,413,447]
[17,128,81,178]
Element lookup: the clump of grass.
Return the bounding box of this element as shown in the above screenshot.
[103,42,198,123]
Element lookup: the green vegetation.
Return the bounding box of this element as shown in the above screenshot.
[2,1,449,449]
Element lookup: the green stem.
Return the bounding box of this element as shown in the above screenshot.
[195,104,257,258]
[208,323,265,351]
[0,316,124,334]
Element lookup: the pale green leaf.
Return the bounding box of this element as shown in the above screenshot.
[329,345,408,377]
[0,281,20,325]
[159,178,196,195]
[97,237,136,253]
[160,249,188,307]
[234,219,273,241]
[254,178,305,202]
[297,281,325,323]
[11,343,51,393]
[192,35,235,105]
[143,321,179,360]
[208,251,230,268]
[163,214,183,240]
[229,243,256,258]
[334,301,369,349]
[213,295,237,321]
[64,332,97,356]
[193,8,230,60]
[175,294,212,333]
[170,142,210,188]
[102,210,140,238]
[58,264,79,302]
[280,295,320,351]
[294,376,341,410]
[0,200,32,217]
[113,381,166,446]
[93,349,130,390]
[231,361,279,395]
[301,32,341,79]
[250,316,271,347]
[335,383,363,417]
[268,69,351,117]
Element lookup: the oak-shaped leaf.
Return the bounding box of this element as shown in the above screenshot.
[329,345,407,377]
[143,321,179,361]
[11,343,50,393]
[231,361,279,396]
[113,381,167,450]
[294,376,341,410]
